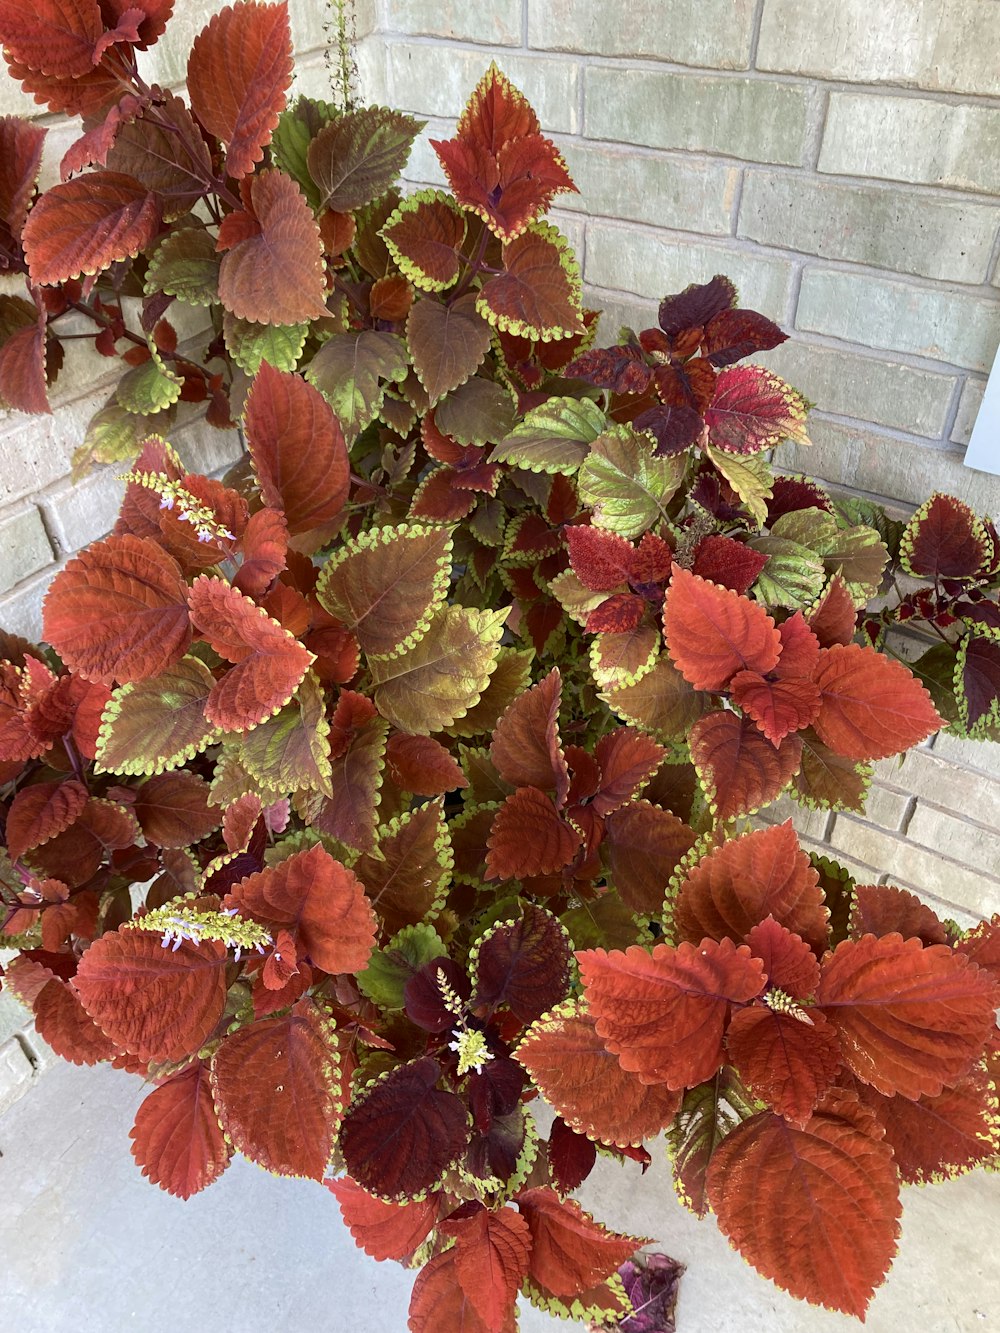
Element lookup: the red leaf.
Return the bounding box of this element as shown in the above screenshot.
[703,308,787,367]
[473,904,572,1024]
[103,0,173,48]
[673,822,828,954]
[232,506,288,597]
[210,1000,341,1179]
[339,1056,470,1198]
[477,226,584,339]
[385,732,467,795]
[592,727,665,816]
[689,713,802,823]
[0,661,49,762]
[489,668,568,805]
[486,787,582,881]
[585,593,645,634]
[353,799,446,935]
[515,1001,681,1148]
[565,525,634,592]
[314,706,386,854]
[849,883,948,947]
[903,493,988,579]
[43,534,191,685]
[744,917,820,999]
[813,643,942,761]
[704,364,810,454]
[578,939,766,1089]
[604,801,698,915]
[516,1188,643,1299]
[327,1177,439,1261]
[442,1207,532,1333]
[548,1116,598,1193]
[566,344,652,395]
[691,534,769,595]
[226,843,376,975]
[5,777,88,861]
[186,0,292,178]
[663,566,781,690]
[22,170,160,286]
[658,276,736,337]
[0,297,49,414]
[129,1062,231,1198]
[217,169,327,323]
[0,0,102,78]
[408,1251,517,1333]
[807,574,857,648]
[633,401,705,457]
[132,771,220,848]
[26,796,139,887]
[33,975,117,1064]
[726,1006,842,1126]
[187,575,313,731]
[244,362,349,538]
[956,914,1000,982]
[773,610,821,679]
[74,928,228,1062]
[706,1105,900,1317]
[731,671,821,744]
[383,193,466,290]
[817,934,1000,1099]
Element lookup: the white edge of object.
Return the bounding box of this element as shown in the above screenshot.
[965,344,1000,476]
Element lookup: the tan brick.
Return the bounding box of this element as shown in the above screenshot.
[877,749,1000,828]
[740,172,1000,284]
[387,0,522,44]
[0,566,55,641]
[796,269,1000,372]
[585,68,810,167]
[952,379,986,446]
[820,93,1000,197]
[403,125,451,186]
[356,32,389,105]
[755,794,831,842]
[387,44,579,133]
[829,815,1000,917]
[762,340,955,438]
[137,0,230,89]
[585,223,794,322]
[0,505,54,595]
[859,784,911,832]
[0,990,29,1046]
[529,0,756,68]
[549,212,584,261]
[558,142,738,237]
[773,418,1000,518]
[0,1037,34,1115]
[931,732,1000,782]
[584,291,658,348]
[757,0,1000,97]
[906,804,1000,880]
[172,420,245,478]
[39,471,124,556]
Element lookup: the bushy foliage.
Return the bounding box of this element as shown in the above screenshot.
[0,4,997,1329]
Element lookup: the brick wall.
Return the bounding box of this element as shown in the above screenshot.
[354,0,1000,925]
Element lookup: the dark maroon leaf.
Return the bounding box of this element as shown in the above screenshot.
[468,1055,525,1133]
[566,344,652,395]
[704,309,787,367]
[403,957,469,1033]
[466,1107,527,1185]
[472,904,572,1024]
[619,1252,684,1332]
[548,1115,598,1193]
[658,276,736,337]
[961,634,1000,728]
[634,403,704,456]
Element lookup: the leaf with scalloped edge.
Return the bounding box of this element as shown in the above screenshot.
[665,1068,758,1216]
[0,116,44,250]
[706,1101,900,1317]
[589,625,659,693]
[239,670,332,796]
[486,787,582,881]
[369,605,507,735]
[24,795,137,887]
[446,646,534,740]
[356,923,446,1010]
[690,712,802,823]
[327,1177,440,1262]
[382,190,467,292]
[0,0,102,80]
[353,800,452,936]
[956,631,1000,734]
[672,821,828,953]
[306,105,422,212]
[602,801,697,916]
[703,446,773,528]
[0,295,49,415]
[405,293,492,405]
[408,1250,517,1333]
[306,329,408,442]
[726,1006,841,1127]
[384,732,466,796]
[340,1056,469,1200]
[901,491,990,580]
[601,656,704,743]
[311,703,387,854]
[129,1061,231,1199]
[22,170,160,286]
[516,1187,644,1301]
[210,999,341,1179]
[731,671,821,745]
[744,917,822,999]
[5,777,88,861]
[435,377,517,446]
[43,534,191,685]
[116,343,183,415]
[490,667,568,804]
[704,365,810,455]
[218,170,326,325]
[515,1000,681,1148]
[771,509,887,607]
[269,95,336,207]
[243,360,349,538]
[490,396,606,475]
[144,227,220,306]
[108,93,214,220]
[74,927,228,1063]
[748,536,824,610]
[579,427,685,539]
[95,655,219,776]
[132,771,220,849]
[792,728,870,813]
[186,0,292,179]
[812,643,942,762]
[316,523,452,661]
[32,976,117,1065]
[848,883,948,947]
[187,576,313,732]
[224,313,307,375]
[578,939,765,1089]
[477,223,584,341]
[440,1206,533,1333]
[663,567,780,692]
[471,904,572,1024]
[817,934,999,1100]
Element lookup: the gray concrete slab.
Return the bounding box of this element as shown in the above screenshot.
[0,1059,997,1332]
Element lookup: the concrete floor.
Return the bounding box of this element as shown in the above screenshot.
[0,1059,997,1333]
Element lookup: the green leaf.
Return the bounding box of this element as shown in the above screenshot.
[491,396,607,475]
[749,536,826,610]
[72,398,172,477]
[144,226,221,307]
[356,923,446,1009]
[369,606,508,735]
[116,344,183,415]
[771,508,887,605]
[239,671,332,797]
[271,96,338,209]
[578,425,685,538]
[833,495,905,564]
[95,657,220,776]
[703,445,772,528]
[306,106,424,212]
[223,312,308,375]
[434,376,517,446]
[306,330,408,443]
[666,1069,760,1216]
[406,293,492,404]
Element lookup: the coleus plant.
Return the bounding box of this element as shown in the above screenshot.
[0,3,998,1329]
